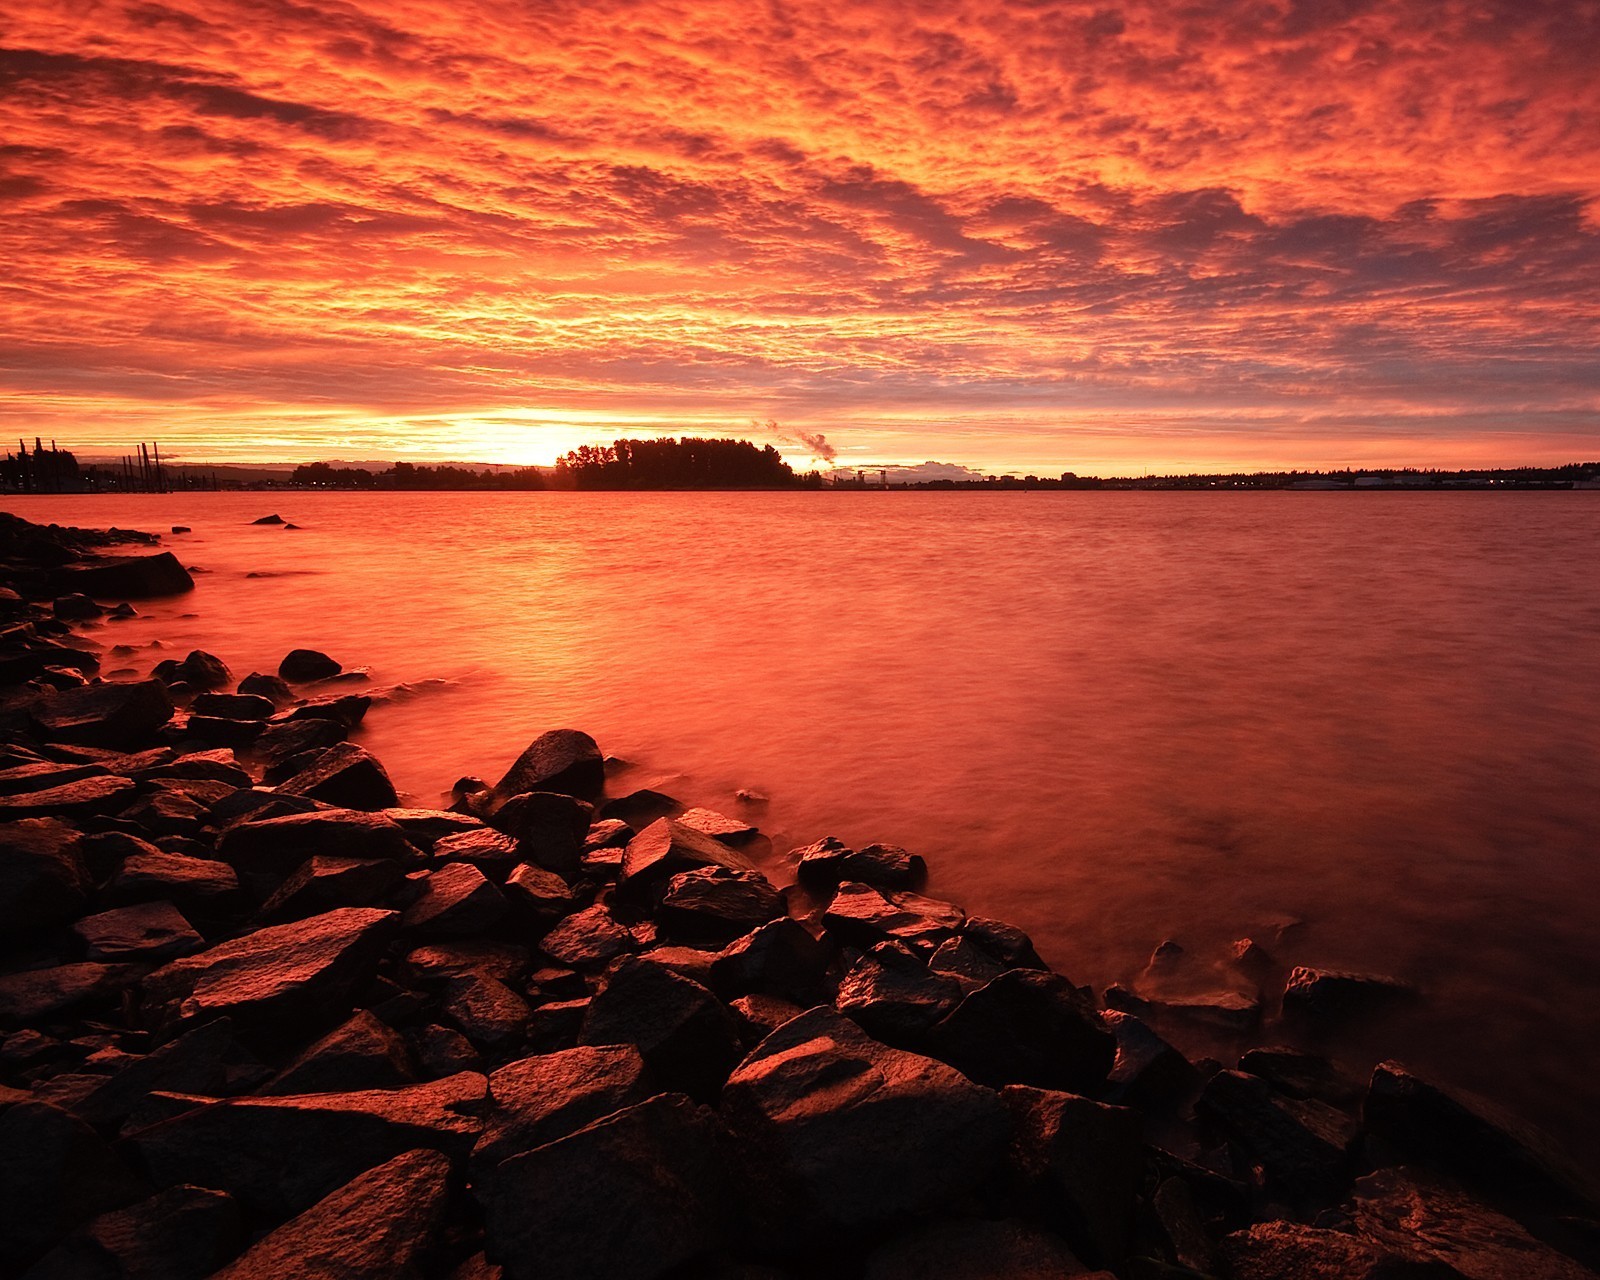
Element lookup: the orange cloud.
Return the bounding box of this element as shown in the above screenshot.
[1,0,1597,469]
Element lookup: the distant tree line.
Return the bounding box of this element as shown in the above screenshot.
[553,437,822,489]
[290,461,547,490]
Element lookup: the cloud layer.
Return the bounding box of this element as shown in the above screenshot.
[3,0,1597,469]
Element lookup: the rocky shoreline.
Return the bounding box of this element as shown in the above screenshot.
[1,510,1597,1280]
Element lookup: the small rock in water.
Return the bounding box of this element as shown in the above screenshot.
[1282,966,1413,1022]
[171,525,191,533]
[53,593,103,621]
[251,514,285,525]
[277,648,342,682]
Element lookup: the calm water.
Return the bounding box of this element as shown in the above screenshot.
[14,490,1600,1164]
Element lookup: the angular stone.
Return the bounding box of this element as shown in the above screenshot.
[127,1072,486,1219]
[237,672,293,704]
[208,1149,450,1280]
[410,1024,481,1079]
[0,817,88,935]
[402,862,508,938]
[823,881,959,953]
[258,855,405,921]
[217,810,411,888]
[579,957,741,1101]
[1104,1010,1197,1108]
[21,1185,240,1280]
[473,1044,652,1170]
[1239,1046,1362,1106]
[431,827,519,874]
[927,970,1115,1094]
[504,862,575,917]
[53,551,193,600]
[478,1093,730,1280]
[836,943,964,1045]
[656,865,783,943]
[489,790,591,878]
[30,681,174,750]
[382,807,483,847]
[727,993,805,1046]
[538,903,632,968]
[276,743,398,811]
[0,1100,148,1270]
[801,841,925,891]
[1004,1085,1143,1267]
[599,788,680,827]
[722,1007,1010,1230]
[928,936,1009,990]
[278,649,341,682]
[404,941,531,986]
[252,718,346,771]
[286,693,370,730]
[0,774,138,820]
[74,901,202,962]
[190,692,274,721]
[1197,1069,1359,1205]
[152,650,230,691]
[262,1010,417,1095]
[442,973,531,1051]
[141,907,399,1034]
[708,918,832,1004]
[65,1019,237,1126]
[110,849,240,915]
[53,592,103,620]
[675,806,759,843]
[139,749,253,787]
[961,916,1049,970]
[0,963,136,1025]
[1220,1221,1403,1280]
[0,761,107,796]
[492,729,605,803]
[618,817,757,902]
[1283,966,1413,1022]
[863,1218,1089,1279]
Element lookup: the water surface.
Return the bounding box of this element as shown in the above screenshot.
[16,490,1600,1165]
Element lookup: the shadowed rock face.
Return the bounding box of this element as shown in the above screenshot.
[720,1006,1010,1230]
[0,817,89,935]
[21,1185,241,1280]
[51,551,194,600]
[28,681,174,750]
[493,729,605,803]
[618,817,759,902]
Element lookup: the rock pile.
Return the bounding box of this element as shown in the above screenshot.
[2,513,1597,1280]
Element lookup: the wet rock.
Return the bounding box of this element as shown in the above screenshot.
[539,903,634,967]
[1283,966,1413,1022]
[801,841,926,891]
[579,956,742,1101]
[278,648,341,682]
[139,749,252,787]
[863,1217,1089,1280]
[74,902,202,962]
[20,1184,241,1280]
[29,680,173,749]
[490,790,590,877]
[208,1149,450,1280]
[927,969,1115,1094]
[600,788,681,827]
[473,1044,653,1170]
[0,773,138,820]
[675,806,759,843]
[708,918,833,1004]
[52,551,193,599]
[141,906,399,1034]
[1197,1069,1359,1205]
[1345,1165,1594,1280]
[106,601,137,619]
[0,963,137,1025]
[402,862,509,938]
[1004,1085,1142,1267]
[493,728,605,803]
[720,1006,1010,1230]
[152,650,230,691]
[259,855,405,921]
[276,742,399,811]
[0,817,89,935]
[236,672,293,704]
[1105,984,1263,1034]
[618,816,759,902]
[442,973,531,1051]
[1364,1060,1600,1219]
[380,807,480,848]
[1103,1009,1198,1109]
[1239,1046,1363,1106]
[252,514,285,525]
[657,865,783,943]
[53,593,103,621]
[478,1093,731,1280]
[823,881,960,953]
[286,693,371,730]
[189,692,274,721]
[836,942,964,1045]
[928,935,1010,990]
[582,817,632,850]
[127,1071,486,1219]
[504,861,575,916]
[0,1101,149,1271]
[960,916,1049,970]
[261,1010,417,1095]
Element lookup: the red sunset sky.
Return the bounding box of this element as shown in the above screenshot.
[2,0,1597,474]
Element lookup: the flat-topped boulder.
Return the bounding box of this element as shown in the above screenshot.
[492,729,604,803]
[0,962,138,1026]
[152,650,230,691]
[261,1010,418,1096]
[73,901,202,962]
[402,862,509,938]
[51,551,193,599]
[617,817,758,902]
[209,1148,450,1280]
[0,772,138,820]
[29,680,173,749]
[656,865,783,943]
[720,1006,1010,1230]
[217,810,412,885]
[1197,1068,1359,1206]
[141,907,399,1033]
[473,1044,653,1171]
[21,1183,241,1280]
[128,1072,486,1219]
[275,743,398,811]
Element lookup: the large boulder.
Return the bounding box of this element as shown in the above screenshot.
[835,943,964,1046]
[823,881,960,953]
[278,649,342,682]
[489,791,591,878]
[618,818,758,903]
[0,773,138,820]
[656,866,784,944]
[538,903,633,968]
[708,918,833,1004]
[720,1006,1010,1230]
[478,1093,731,1280]
[275,743,399,811]
[52,551,193,599]
[208,1149,451,1280]
[152,650,231,691]
[29,681,174,749]
[1197,1069,1359,1206]
[141,907,399,1034]
[56,1019,238,1126]
[492,729,605,803]
[0,817,89,935]
[0,962,137,1026]
[127,1072,486,1219]
[73,901,202,962]
[261,1011,418,1096]
[473,1044,653,1170]
[20,1184,241,1280]
[402,863,509,938]
[926,969,1115,1094]
[217,810,411,890]
[579,957,742,1102]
